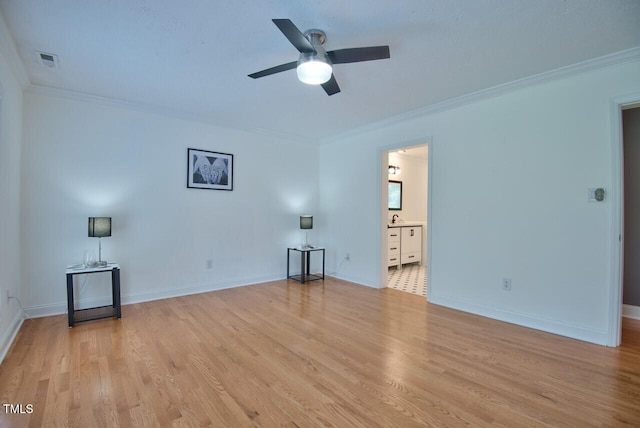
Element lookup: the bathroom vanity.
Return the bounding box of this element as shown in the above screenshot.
[387,224,422,268]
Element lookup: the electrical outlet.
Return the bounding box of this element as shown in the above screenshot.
[206,259,213,269]
[502,278,512,291]
[345,253,351,261]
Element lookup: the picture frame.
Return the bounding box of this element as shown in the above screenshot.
[187,148,233,191]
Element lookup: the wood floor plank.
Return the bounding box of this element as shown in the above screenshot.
[1,277,640,427]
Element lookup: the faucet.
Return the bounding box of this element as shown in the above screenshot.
[392,214,399,224]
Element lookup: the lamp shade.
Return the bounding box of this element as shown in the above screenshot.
[88,217,112,238]
[297,52,332,85]
[300,215,313,230]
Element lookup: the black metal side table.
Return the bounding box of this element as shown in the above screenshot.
[287,247,325,284]
[66,263,121,327]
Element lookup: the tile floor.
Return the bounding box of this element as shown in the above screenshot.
[387,263,427,297]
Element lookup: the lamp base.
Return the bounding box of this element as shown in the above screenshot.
[96,261,107,267]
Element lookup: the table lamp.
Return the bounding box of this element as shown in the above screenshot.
[88,217,111,267]
[300,215,313,248]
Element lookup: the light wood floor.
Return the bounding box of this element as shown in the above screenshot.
[1,277,640,427]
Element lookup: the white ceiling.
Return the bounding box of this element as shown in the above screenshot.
[400,146,428,160]
[2,0,639,143]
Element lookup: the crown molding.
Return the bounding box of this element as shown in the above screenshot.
[23,44,640,146]
[26,83,207,121]
[323,46,640,145]
[0,9,29,88]
[26,84,311,144]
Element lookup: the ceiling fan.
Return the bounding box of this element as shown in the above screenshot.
[248,19,390,96]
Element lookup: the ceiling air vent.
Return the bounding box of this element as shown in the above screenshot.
[36,51,59,68]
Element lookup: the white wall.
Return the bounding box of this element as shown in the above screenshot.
[0,39,26,360]
[319,59,640,345]
[319,141,382,286]
[20,91,318,315]
[387,151,427,223]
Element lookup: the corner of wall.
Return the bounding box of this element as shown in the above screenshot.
[0,310,25,365]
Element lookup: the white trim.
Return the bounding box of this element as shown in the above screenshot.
[430,293,609,346]
[329,273,377,289]
[324,47,640,145]
[623,304,640,320]
[24,274,283,319]
[26,273,377,319]
[0,310,25,364]
[426,142,433,302]
[379,150,389,288]
[26,84,310,144]
[609,98,624,347]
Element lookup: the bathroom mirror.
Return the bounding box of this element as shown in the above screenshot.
[388,180,402,210]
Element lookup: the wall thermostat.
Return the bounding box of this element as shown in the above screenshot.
[588,188,605,202]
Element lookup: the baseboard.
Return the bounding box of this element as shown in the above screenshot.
[0,310,25,365]
[623,304,640,320]
[429,292,609,346]
[329,272,378,289]
[121,274,283,306]
[24,274,284,319]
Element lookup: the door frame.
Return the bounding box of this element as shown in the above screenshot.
[609,93,640,346]
[378,138,433,299]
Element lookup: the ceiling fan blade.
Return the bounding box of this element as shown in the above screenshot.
[272,19,315,53]
[321,74,340,96]
[327,46,390,64]
[248,61,297,79]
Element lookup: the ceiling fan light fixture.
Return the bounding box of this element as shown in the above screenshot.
[296,54,332,85]
[249,19,390,95]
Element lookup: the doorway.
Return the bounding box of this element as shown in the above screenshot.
[622,106,640,325]
[611,96,640,347]
[382,144,430,298]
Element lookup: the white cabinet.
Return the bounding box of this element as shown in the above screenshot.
[401,226,422,265]
[388,225,422,268]
[387,229,401,267]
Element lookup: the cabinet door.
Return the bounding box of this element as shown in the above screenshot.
[401,227,422,253]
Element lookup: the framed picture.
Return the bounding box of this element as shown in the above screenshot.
[187,148,233,191]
